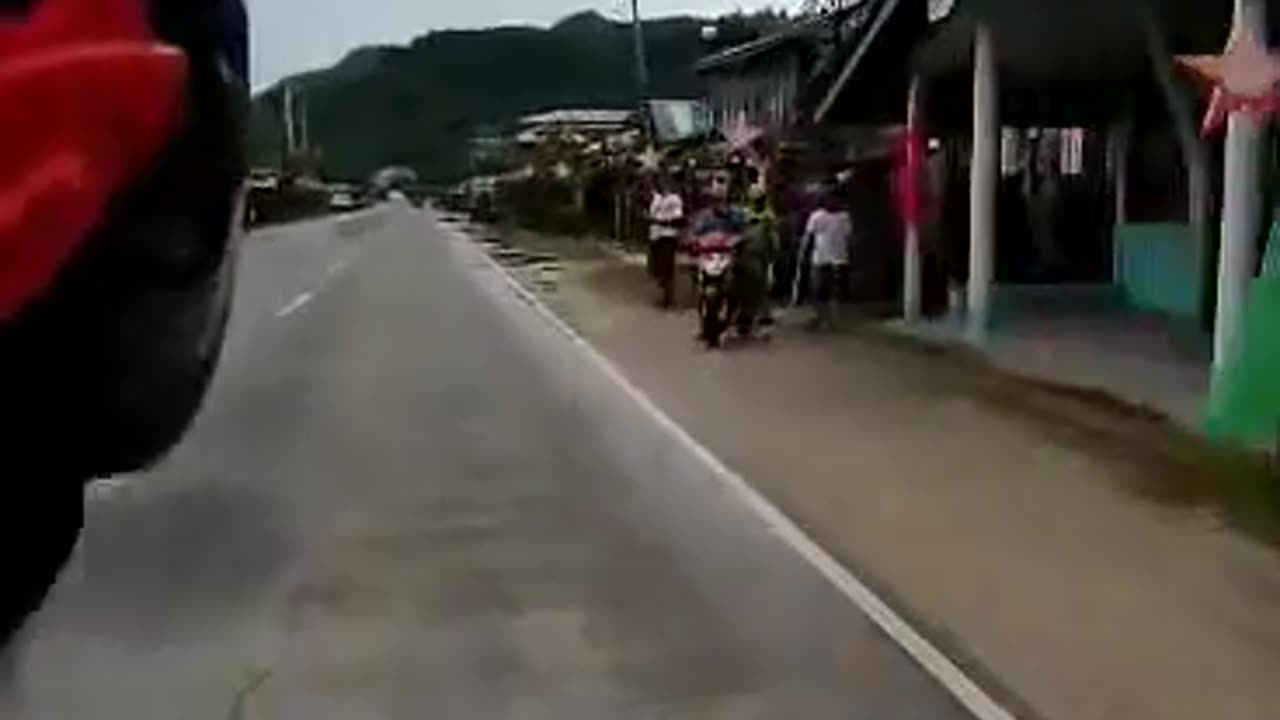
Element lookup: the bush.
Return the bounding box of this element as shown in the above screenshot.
[247,185,331,227]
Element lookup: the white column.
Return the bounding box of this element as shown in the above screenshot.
[968,24,998,343]
[1214,0,1267,370]
[904,76,923,322]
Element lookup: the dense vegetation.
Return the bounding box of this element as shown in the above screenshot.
[250,11,783,184]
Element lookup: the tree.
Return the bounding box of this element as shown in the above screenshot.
[251,12,785,184]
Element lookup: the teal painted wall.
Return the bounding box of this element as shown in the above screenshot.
[1113,223,1199,318]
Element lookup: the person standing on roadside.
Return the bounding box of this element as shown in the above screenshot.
[738,185,779,336]
[647,175,685,308]
[801,193,852,331]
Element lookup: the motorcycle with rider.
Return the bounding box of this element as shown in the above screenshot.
[688,178,776,348]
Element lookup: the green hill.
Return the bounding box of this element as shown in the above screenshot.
[250,11,783,184]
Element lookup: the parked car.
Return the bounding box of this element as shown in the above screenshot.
[248,167,279,192]
[329,184,360,211]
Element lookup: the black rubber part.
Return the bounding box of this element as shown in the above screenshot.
[0,0,247,654]
[701,296,726,349]
[0,482,83,651]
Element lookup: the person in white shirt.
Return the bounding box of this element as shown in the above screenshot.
[647,176,685,308]
[802,195,851,330]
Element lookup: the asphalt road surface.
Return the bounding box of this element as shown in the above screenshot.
[4,206,975,719]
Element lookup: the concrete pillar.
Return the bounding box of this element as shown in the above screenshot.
[1214,0,1267,370]
[1111,120,1130,226]
[904,76,923,322]
[968,24,998,343]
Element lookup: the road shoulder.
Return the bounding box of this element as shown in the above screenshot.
[446,214,1280,720]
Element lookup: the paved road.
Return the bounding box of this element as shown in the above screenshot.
[5,207,972,719]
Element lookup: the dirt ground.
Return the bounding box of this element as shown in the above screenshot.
[478,222,1280,720]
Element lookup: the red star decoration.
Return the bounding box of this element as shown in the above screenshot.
[1178,23,1280,136]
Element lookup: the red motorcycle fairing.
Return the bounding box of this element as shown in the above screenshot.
[0,0,186,323]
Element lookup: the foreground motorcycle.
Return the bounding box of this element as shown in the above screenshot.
[693,230,742,349]
[0,0,248,645]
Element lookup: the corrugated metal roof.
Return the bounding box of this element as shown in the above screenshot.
[694,16,827,74]
[519,109,634,127]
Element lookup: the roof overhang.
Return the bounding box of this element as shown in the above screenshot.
[914,0,1233,86]
[695,18,823,74]
[911,0,1236,128]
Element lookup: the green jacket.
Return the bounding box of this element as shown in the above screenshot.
[738,206,778,278]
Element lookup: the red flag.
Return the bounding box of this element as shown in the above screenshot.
[895,124,926,230]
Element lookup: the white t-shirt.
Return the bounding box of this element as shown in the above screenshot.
[649,192,684,241]
[805,208,851,266]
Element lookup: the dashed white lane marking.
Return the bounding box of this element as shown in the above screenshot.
[275,250,358,320]
[275,291,313,318]
[431,208,1019,720]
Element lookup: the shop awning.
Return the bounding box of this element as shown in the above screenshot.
[913,0,1239,128]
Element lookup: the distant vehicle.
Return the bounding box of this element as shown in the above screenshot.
[402,184,429,207]
[387,189,408,203]
[329,184,360,211]
[248,167,280,192]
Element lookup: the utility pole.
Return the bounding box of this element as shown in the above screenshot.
[283,83,297,154]
[630,0,650,100]
[298,93,310,152]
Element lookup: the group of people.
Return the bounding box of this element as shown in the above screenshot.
[646,172,854,333]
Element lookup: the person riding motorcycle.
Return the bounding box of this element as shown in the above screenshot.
[0,0,249,646]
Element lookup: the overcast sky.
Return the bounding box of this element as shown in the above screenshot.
[248,0,784,89]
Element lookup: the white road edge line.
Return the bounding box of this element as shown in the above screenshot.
[434,211,1019,720]
[275,291,314,318]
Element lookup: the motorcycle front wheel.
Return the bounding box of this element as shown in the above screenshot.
[700,295,726,348]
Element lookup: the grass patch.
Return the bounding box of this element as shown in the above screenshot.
[480,222,609,262]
